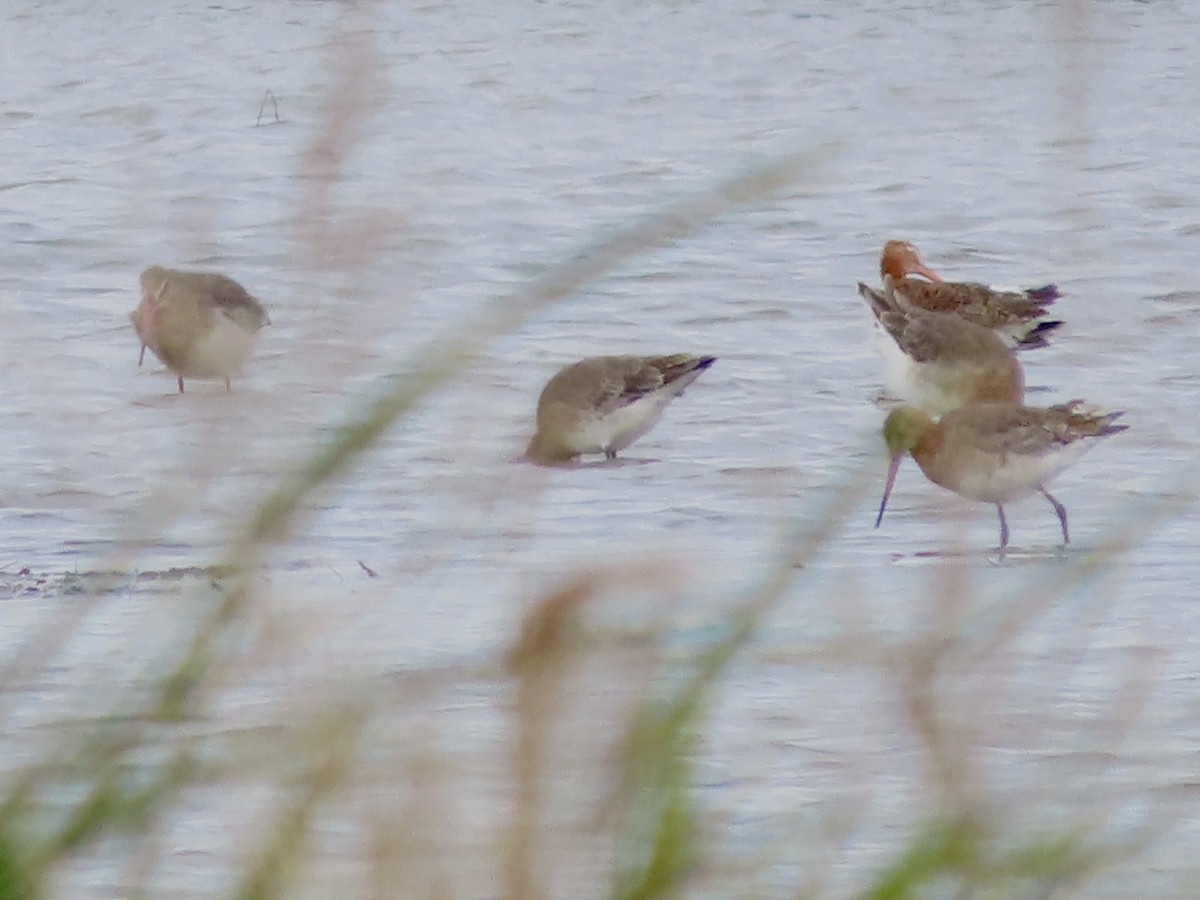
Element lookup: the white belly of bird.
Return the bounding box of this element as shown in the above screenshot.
[181,314,256,379]
[950,441,1094,504]
[871,323,961,416]
[570,370,703,455]
[572,396,671,454]
[871,322,914,392]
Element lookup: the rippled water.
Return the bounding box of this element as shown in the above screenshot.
[2,0,1199,895]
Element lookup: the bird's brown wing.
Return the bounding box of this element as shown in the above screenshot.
[196,273,270,331]
[895,279,1056,326]
[949,403,1125,456]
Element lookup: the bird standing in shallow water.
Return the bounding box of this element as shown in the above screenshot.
[524,354,716,465]
[878,240,1063,349]
[859,281,1024,417]
[876,402,1127,557]
[132,266,270,393]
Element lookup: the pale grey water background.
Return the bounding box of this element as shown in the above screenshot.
[2,0,1200,896]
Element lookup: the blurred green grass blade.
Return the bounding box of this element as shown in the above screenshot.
[0,825,37,900]
[614,469,869,899]
[862,817,979,900]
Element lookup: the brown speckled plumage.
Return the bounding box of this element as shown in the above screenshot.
[879,240,1063,348]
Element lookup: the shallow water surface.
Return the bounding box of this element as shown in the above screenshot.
[2,0,1199,895]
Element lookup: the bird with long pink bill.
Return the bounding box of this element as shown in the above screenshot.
[879,240,1063,349]
[876,401,1127,557]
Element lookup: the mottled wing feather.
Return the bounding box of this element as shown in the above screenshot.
[861,282,1008,362]
[952,404,1125,456]
[537,354,712,424]
[887,314,953,362]
[895,279,1056,326]
[539,357,658,416]
[603,362,665,411]
[958,407,1065,456]
[863,282,939,360]
[644,354,707,385]
[861,282,906,329]
[887,310,985,362]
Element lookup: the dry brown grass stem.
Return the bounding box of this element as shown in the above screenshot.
[235,705,366,900]
[505,563,678,900]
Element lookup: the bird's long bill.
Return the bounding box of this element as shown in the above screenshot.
[875,454,903,528]
[912,262,943,283]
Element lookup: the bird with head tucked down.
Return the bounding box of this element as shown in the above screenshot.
[131,266,270,393]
